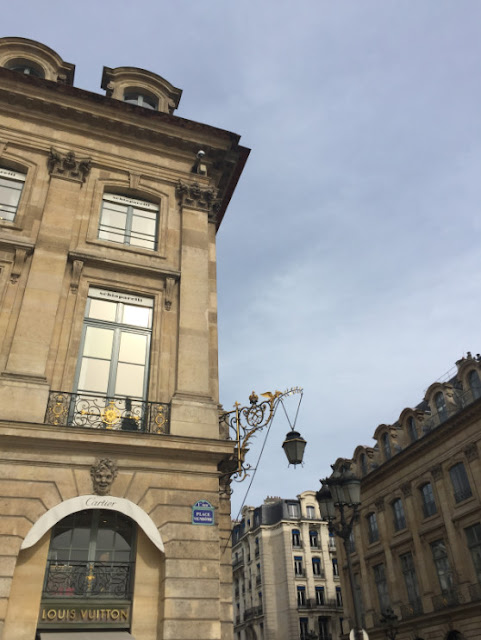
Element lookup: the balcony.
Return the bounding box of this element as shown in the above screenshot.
[306,598,341,610]
[400,599,423,619]
[45,391,170,434]
[244,606,263,620]
[43,560,133,599]
[232,554,245,570]
[432,587,465,610]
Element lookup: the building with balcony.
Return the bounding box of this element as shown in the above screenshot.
[331,353,481,640]
[232,492,343,640]
[0,37,249,640]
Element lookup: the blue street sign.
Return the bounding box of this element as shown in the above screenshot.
[192,500,214,525]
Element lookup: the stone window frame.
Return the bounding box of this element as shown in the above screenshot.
[0,154,38,232]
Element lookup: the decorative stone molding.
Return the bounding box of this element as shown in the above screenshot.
[70,259,83,293]
[164,276,175,311]
[129,172,141,189]
[90,458,118,496]
[430,464,443,481]
[374,497,385,512]
[464,442,479,462]
[10,247,30,283]
[176,180,219,218]
[0,140,7,157]
[401,482,412,498]
[47,147,91,183]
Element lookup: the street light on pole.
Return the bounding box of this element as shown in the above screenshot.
[316,464,365,640]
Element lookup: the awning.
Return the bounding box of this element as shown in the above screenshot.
[40,632,134,639]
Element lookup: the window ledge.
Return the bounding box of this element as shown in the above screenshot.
[85,237,166,260]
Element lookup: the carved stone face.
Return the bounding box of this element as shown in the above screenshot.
[93,465,114,495]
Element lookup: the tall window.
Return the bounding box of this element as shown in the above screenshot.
[74,289,153,419]
[420,482,437,518]
[292,529,301,547]
[312,557,322,576]
[294,556,303,576]
[335,586,343,606]
[309,530,319,548]
[315,586,325,605]
[360,453,368,476]
[318,617,329,639]
[373,563,390,612]
[408,416,418,442]
[288,502,300,518]
[382,433,392,460]
[464,523,481,584]
[435,391,448,422]
[306,505,315,519]
[255,537,260,557]
[400,552,421,605]
[43,509,136,599]
[449,462,472,503]
[299,617,308,640]
[297,586,306,607]
[468,370,481,400]
[431,540,454,593]
[0,167,25,222]
[367,512,379,543]
[332,558,339,576]
[99,193,159,250]
[392,498,407,531]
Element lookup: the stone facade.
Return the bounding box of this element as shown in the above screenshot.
[232,492,343,640]
[0,37,249,640]
[332,353,481,640]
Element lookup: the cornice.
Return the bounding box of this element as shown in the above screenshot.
[68,250,181,281]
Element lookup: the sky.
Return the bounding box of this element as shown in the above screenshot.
[3,1,481,518]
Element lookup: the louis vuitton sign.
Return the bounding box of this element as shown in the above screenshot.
[39,604,130,626]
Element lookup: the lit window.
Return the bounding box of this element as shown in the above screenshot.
[367,512,379,543]
[0,167,26,222]
[420,482,437,518]
[449,462,472,503]
[435,392,448,422]
[464,523,481,584]
[99,193,159,250]
[408,416,418,442]
[124,90,158,110]
[392,498,406,531]
[382,433,392,460]
[468,370,481,400]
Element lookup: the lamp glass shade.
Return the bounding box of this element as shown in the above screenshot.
[282,430,307,465]
[328,470,344,504]
[316,484,335,520]
[342,470,361,505]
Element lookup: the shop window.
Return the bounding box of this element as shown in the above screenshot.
[449,462,472,503]
[0,167,26,222]
[43,509,136,599]
[99,193,159,250]
[420,482,437,518]
[392,498,407,531]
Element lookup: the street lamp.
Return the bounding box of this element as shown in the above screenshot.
[316,464,364,640]
[220,388,307,482]
[379,607,398,640]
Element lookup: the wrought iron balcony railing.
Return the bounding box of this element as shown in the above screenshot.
[43,560,134,599]
[45,391,170,434]
[400,599,423,619]
[432,586,465,610]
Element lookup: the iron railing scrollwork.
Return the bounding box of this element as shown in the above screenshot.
[45,391,170,434]
[43,560,134,599]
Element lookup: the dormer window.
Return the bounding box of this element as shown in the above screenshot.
[123,90,158,110]
[5,58,44,78]
[382,433,391,460]
[434,392,448,422]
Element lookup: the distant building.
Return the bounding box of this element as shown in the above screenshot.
[332,353,481,640]
[0,37,249,640]
[232,492,343,640]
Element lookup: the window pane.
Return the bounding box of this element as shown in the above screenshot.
[82,326,114,359]
[78,358,111,393]
[118,332,147,364]
[122,304,151,328]
[88,299,117,322]
[114,362,145,397]
[0,179,23,221]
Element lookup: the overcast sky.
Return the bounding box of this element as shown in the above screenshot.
[4,1,481,517]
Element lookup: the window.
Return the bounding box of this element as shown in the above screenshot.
[0,167,26,222]
[288,502,300,518]
[420,482,437,518]
[5,58,45,78]
[299,617,308,640]
[382,433,392,459]
[392,498,407,531]
[99,193,159,250]
[431,540,454,593]
[292,529,301,547]
[297,586,306,607]
[306,505,315,519]
[123,90,158,110]
[328,531,336,549]
[449,462,472,503]
[373,563,390,611]
[408,416,418,442]
[464,523,481,584]
[400,552,421,605]
[43,509,136,599]
[318,616,329,639]
[367,512,379,543]
[309,530,318,548]
[294,556,303,576]
[360,453,368,476]
[335,586,343,606]
[332,558,339,576]
[312,557,322,576]
[74,289,153,425]
[255,537,260,557]
[435,391,448,422]
[315,586,325,605]
[468,370,481,400]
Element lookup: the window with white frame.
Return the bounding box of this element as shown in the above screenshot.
[315,586,325,605]
[287,502,300,518]
[294,556,303,576]
[292,529,301,547]
[332,558,339,576]
[309,530,319,548]
[99,193,159,250]
[297,586,306,607]
[0,167,26,222]
[306,505,315,519]
[312,557,322,576]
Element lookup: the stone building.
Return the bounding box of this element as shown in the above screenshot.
[232,492,344,640]
[331,353,481,640]
[0,37,249,640]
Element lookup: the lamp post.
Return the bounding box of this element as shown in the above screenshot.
[316,465,364,640]
[379,607,398,640]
